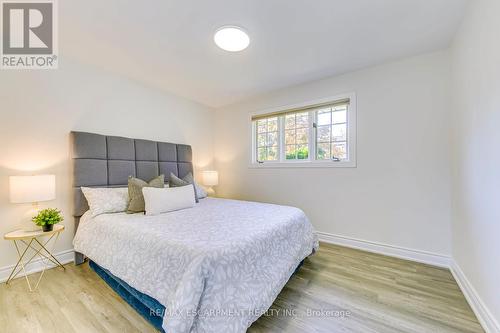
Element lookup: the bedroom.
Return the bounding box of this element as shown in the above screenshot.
[0,0,499,332]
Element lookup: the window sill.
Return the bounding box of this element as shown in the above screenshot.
[248,161,357,169]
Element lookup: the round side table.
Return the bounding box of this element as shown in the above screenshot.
[4,224,65,291]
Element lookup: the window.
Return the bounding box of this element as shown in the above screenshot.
[285,112,309,160]
[256,117,279,161]
[315,104,348,161]
[251,94,356,167]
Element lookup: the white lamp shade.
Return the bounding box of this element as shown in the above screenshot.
[202,171,219,186]
[9,175,56,203]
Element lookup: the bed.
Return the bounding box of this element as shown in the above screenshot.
[71,131,318,333]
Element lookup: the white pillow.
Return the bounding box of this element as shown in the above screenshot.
[81,187,129,217]
[142,185,196,216]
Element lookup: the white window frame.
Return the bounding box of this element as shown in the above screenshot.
[249,92,357,168]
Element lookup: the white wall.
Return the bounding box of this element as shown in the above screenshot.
[214,51,452,257]
[450,0,500,327]
[0,59,214,270]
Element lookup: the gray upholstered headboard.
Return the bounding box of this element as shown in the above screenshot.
[71,131,193,218]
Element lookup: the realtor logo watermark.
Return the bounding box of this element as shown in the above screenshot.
[1,0,58,69]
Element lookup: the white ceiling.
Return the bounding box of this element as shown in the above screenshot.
[61,0,468,108]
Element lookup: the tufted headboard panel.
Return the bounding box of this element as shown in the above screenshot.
[71,131,193,217]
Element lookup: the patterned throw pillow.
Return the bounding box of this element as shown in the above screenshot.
[169,172,205,202]
[81,187,129,217]
[127,174,165,213]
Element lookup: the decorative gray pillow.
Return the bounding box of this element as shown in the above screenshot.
[127,174,165,213]
[169,172,201,203]
[182,173,207,199]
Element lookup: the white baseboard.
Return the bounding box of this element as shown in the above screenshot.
[450,261,500,333]
[0,249,74,284]
[316,231,451,268]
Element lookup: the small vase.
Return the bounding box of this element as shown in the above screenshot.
[42,224,54,232]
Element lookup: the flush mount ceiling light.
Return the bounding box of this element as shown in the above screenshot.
[214,26,250,52]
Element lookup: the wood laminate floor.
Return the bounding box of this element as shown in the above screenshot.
[0,243,483,333]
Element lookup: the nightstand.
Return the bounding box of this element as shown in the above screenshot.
[4,224,65,291]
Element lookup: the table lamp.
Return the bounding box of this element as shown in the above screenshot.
[9,175,56,231]
[201,171,218,196]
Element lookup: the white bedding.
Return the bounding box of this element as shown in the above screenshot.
[73,197,318,333]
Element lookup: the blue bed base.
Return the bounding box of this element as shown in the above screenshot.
[89,261,166,332]
[89,259,306,332]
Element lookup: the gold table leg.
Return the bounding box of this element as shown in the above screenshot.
[6,239,34,290]
[34,237,65,269]
[5,233,64,291]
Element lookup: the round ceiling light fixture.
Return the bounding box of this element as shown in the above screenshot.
[214,26,250,52]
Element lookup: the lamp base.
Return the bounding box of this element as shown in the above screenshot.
[20,203,41,232]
